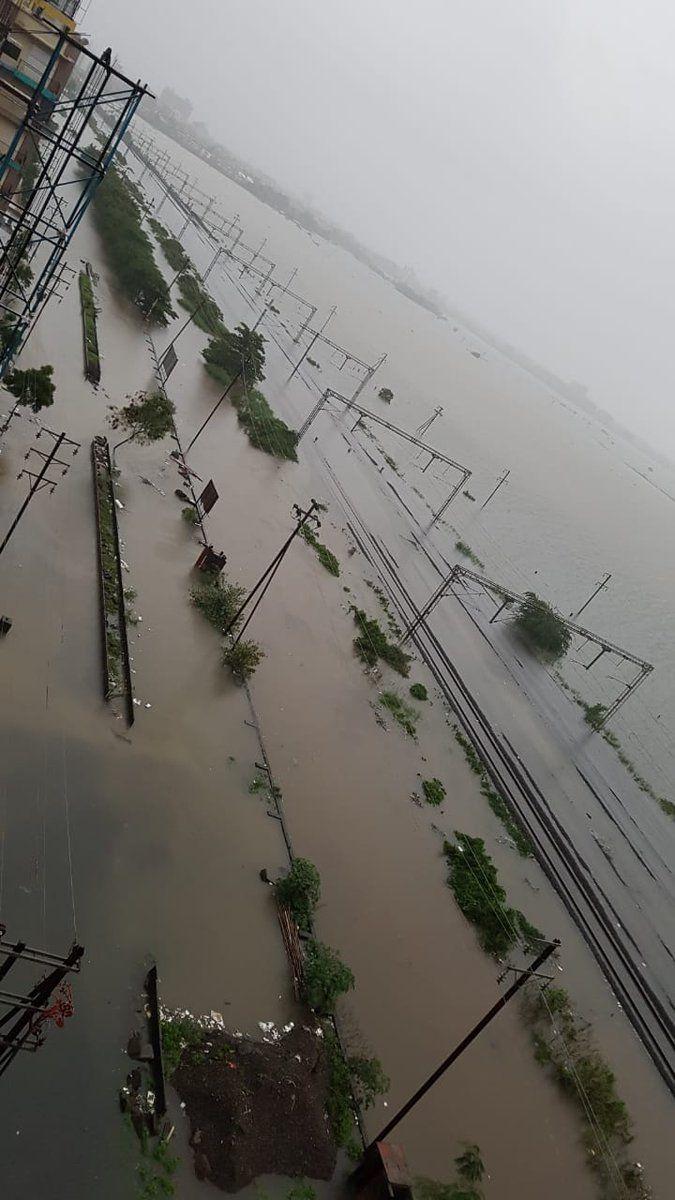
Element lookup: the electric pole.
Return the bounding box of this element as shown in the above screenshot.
[222,501,321,643]
[481,468,510,511]
[0,426,80,559]
[0,937,84,1080]
[415,406,443,438]
[366,938,559,1149]
[572,573,611,620]
[289,306,337,379]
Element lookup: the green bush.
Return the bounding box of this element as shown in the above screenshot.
[275,857,321,928]
[352,608,411,676]
[148,217,193,274]
[109,389,175,445]
[222,638,265,680]
[90,164,174,324]
[301,940,354,1013]
[301,525,340,576]
[583,702,607,731]
[513,592,571,660]
[190,577,246,631]
[181,505,199,525]
[409,683,428,701]
[422,778,446,806]
[177,272,226,338]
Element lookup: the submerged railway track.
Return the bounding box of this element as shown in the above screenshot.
[323,458,675,1097]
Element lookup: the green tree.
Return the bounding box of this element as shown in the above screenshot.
[583,702,607,731]
[454,1146,484,1186]
[221,638,265,681]
[302,939,354,1013]
[5,364,55,412]
[109,389,175,457]
[378,387,393,403]
[513,591,571,660]
[203,321,266,385]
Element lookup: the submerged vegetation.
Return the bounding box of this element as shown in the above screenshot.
[379,690,419,738]
[452,725,533,856]
[422,778,446,806]
[275,857,321,929]
[91,164,174,324]
[109,389,175,447]
[300,524,340,576]
[323,1027,388,1152]
[222,638,265,681]
[202,324,299,461]
[513,591,571,660]
[190,575,264,680]
[301,939,354,1014]
[521,985,649,1199]
[352,607,411,675]
[455,540,484,569]
[444,832,542,958]
[409,682,428,701]
[556,675,675,821]
[415,1144,486,1200]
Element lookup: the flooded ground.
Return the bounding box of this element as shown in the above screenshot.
[0,127,672,1200]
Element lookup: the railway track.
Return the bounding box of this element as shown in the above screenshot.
[324,460,675,1096]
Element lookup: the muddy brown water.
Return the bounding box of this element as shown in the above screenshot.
[0,157,671,1200]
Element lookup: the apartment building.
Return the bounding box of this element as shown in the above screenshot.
[0,1,82,206]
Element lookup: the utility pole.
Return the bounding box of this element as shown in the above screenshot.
[480,468,510,511]
[184,308,267,454]
[222,501,321,643]
[367,939,559,1149]
[415,406,443,438]
[0,426,80,559]
[289,306,337,379]
[240,237,267,278]
[0,937,84,1080]
[572,573,611,620]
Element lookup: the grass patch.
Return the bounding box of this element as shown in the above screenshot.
[234,387,298,461]
[409,682,428,701]
[380,690,419,738]
[352,607,411,675]
[452,725,533,856]
[161,1013,204,1078]
[78,269,100,383]
[455,540,484,569]
[444,832,543,958]
[300,524,340,576]
[148,217,192,274]
[422,778,446,806]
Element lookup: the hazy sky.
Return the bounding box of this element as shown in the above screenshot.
[85,0,675,453]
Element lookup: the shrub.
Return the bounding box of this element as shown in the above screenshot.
[583,702,607,731]
[222,638,265,681]
[378,387,393,403]
[275,857,321,928]
[409,683,428,701]
[301,940,354,1013]
[301,525,340,576]
[347,1055,390,1108]
[422,778,446,806]
[352,608,411,676]
[513,592,571,660]
[190,577,246,631]
[177,272,226,337]
[181,505,199,525]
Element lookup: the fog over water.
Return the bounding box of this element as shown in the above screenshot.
[85,0,675,456]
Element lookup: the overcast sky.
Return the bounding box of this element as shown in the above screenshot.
[85,0,675,454]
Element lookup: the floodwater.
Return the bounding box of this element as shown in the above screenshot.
[0,119,672,1200]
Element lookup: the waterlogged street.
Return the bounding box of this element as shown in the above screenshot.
[0,130,672,1200]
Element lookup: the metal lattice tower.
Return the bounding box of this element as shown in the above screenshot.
[0,11,151,375]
